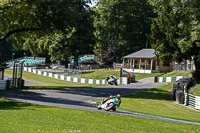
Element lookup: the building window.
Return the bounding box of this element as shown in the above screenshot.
[157,60,160,66]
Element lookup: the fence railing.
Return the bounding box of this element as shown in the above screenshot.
[155,76,192,83]
[173,64,195,71]
[24,67,129,85]
[184,93,200,110]
[0,80,6,90]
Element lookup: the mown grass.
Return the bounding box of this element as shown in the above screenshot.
[0,99,199,133]
[118,83,200,123]
[80,69,161,81]
[5,69,161,82]
[4,70,106,90]
[189,84,200,96]
[161,71,192,77]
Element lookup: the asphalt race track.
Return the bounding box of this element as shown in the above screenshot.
[1,77,200,125]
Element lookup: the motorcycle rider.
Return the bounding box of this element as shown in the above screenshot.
[107,75,117,85]
[101,94,121,107]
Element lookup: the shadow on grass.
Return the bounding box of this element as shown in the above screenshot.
[24,86,89,90]
[123,88,169,101]
[0,99,46,110]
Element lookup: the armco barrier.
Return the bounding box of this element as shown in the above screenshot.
[24,67,128,85]
[0,80,6,90]
[184,93,200,110]
[155,76,191,83]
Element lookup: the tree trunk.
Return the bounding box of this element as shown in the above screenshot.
[193,57,200,82]
[64,57,68,68]
[73,54,78,69]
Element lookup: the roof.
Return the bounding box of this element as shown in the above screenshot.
[123,49,156,59]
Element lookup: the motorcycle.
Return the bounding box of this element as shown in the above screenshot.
[106,76,118,86]
[97,98,117,111]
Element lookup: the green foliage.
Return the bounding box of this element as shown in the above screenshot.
[93,0,155,65]
[149,0,200,82]
[149,0,190,62]
[0,0,96,66]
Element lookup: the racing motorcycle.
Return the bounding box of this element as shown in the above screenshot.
[97,98,118,111]
[106,76,118,86]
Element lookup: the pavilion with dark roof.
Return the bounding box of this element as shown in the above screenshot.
[122,49,173,73]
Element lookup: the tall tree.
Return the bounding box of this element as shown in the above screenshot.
[0,0,82,44]
[149,0,200,81]
[1,0,95,68]
[93,0,155,65]
[22,0,95,68]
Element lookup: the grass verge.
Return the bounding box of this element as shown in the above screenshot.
[118,83,200,123]
[4,70,106,90]
[161,71,192,77]
[78,69,161,81]
[0,99,200,133]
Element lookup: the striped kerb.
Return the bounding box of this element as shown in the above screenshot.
[162,77,166,82]
[120,77,122,84]
[172,77,177,82]
[70,77,73,82]
[85,79,89,84]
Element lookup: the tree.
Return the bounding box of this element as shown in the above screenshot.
[22,0,95,68]
[1,0,95,68]
[0,0,83,44]
[149,0,200,81]
[93,0,155,65]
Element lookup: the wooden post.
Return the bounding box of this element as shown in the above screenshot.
[145,59,147,70]
[130,59,132,69]
[123,59,125,67]
[151,59,153,70]
[139,59,141,69]
[133,59,135,69]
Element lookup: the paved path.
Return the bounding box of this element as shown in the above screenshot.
[1,77,199,125]
[0,77,164,111]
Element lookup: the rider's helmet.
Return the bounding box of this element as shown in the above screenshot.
[117,94,121,100]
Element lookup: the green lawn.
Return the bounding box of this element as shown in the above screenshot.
[0,99,199,133]
[4,70,106,90]
[189,84,200,96]
[161,71,192,77]
[118,83,200,123]
[80,69,161,81]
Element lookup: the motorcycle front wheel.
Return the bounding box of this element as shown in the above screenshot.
[105,102,115,111]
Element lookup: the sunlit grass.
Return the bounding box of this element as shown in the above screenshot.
[161,71,192,77]
[0,99,199,133]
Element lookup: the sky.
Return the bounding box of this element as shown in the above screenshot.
[89,0,98,7]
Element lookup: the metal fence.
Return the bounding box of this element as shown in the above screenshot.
[173,64,195,71]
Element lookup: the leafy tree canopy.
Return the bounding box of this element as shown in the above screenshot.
[149,0,200,81]
[93,0,155,65]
